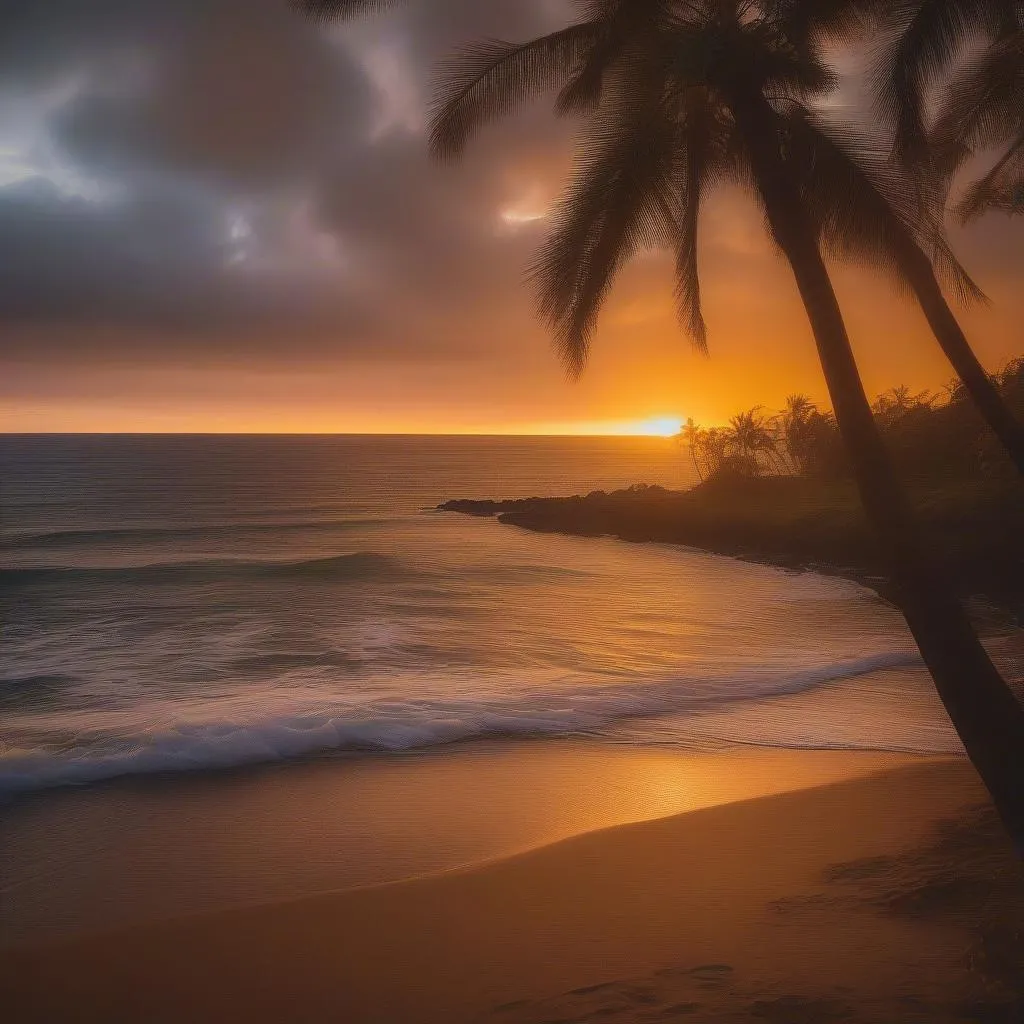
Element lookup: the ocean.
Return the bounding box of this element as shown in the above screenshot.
[2,433,1015,802]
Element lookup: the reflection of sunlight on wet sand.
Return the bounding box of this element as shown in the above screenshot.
[0,741,922,944]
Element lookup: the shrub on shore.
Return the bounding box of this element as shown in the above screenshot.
[681,358,1024,485]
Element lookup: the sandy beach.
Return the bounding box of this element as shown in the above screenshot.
[3,745,1021,1023]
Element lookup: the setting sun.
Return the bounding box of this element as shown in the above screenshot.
[628,416,683,437]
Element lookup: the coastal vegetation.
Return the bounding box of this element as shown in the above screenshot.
[441,364,1024,616]
[682,358,1024,484]
[297,1,1024,847]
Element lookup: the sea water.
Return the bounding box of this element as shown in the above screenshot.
[3,433,1017,800]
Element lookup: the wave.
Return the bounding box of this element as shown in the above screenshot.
[0,651,923,799]
[230,651,362,673]
[2,518,386,551]
[1,551,399,587]
[0,674,80,710]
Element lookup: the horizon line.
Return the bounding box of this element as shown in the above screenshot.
[0,430,691,439]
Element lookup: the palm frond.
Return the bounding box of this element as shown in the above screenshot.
[289,0,403,24]
[957,133,1024,220]
[931,31,1024,171]
[428,23,605,161]
[529,84,682,377]
[554,0,678,116]
[871,0,1011,162]
[783,109,987,306]
[672,89,721,353]
[761,0,878,45]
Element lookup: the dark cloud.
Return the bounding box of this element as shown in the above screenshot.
[0,0,1018,419]
[0,177,370,344]
[0,0,573,370]
[47,0,371,190]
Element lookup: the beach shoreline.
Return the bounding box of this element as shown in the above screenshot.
[4,744,1022,1023]
[439,475,1024,622]
[0,742,922,946]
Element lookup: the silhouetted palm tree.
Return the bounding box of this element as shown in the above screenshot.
[295,0,1024,481]
[860,0,1024,473]
[781,393,825,473]
[679,417,705,482]
[811,119,1024,476]
[726,407,780,476]
[295,0,1024,844]
[429,0,1024,846]
[872,385,935,428]
[292,0,1024,477]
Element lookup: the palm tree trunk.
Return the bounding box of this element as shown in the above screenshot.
[898,237,1024,477]
[691,449,704,483]
[729,87,1024,850]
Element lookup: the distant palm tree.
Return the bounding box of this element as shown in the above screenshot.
[703,427,731,479]
[725,407,779,476]
[781,393,823,474]
[679,417,705,482]
[872,385,935,427]
[294,0,1024,843]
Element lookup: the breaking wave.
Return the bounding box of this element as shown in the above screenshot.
[0,651,923,799]
[1,551,400,587]
[2,518,387,550]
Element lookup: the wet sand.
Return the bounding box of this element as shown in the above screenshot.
[3,746,1022,1022]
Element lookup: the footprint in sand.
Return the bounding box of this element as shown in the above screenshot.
[687,964,734,989]
[567,982,619,996]
[493,999,531,1013]
[656,1001,702,1016]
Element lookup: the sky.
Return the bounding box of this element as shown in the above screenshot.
[1,0,1021,435]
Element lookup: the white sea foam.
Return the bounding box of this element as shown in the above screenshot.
[6,435,1009,805]
[0,651,926,798]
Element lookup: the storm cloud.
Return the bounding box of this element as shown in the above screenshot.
[0,0,570,361]
[0,0,1020,431]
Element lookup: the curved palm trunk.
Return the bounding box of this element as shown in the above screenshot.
[730,87,1024,850]
[687,439,704,482]
[898,238,1024,477]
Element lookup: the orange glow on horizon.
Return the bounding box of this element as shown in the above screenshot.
[0,403,689,437]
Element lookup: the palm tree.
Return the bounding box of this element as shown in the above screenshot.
[428,0,1024,846]
[294,0,1024,484]
[294,0,1024,844]
[872,385,935,429]
[781,393,823,473]
[726,407,780,476]
[859,0,1024,475]
[679,417,705,482]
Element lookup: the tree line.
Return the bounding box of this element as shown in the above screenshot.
[682,357,1024,483]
